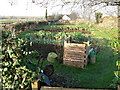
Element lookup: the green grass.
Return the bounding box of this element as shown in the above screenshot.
[90,27,118,40]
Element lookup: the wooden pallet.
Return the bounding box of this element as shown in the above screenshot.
[63,41,88,69]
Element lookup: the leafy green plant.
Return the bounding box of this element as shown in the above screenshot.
[54,32,67,40]
[108,39,119,54]
[44,31,53,39]
[110,61,120,88]
[37,30,46,39]
[1,29,37,89]
[69,32,89,42]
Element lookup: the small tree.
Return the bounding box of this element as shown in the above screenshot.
[45,8,48,20]
[47,14,63,21]
[95,12,103,23]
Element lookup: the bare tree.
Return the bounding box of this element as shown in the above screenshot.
[8,0,119,20]
[8,0,17,6]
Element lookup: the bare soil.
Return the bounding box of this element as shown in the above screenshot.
[27,43,64,60]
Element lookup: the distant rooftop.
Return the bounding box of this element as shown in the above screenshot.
[102,0,120,2]
[98,0,120,6]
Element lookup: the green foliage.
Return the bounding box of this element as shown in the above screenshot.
[38,25,90,31]
[69,32,89,42]
[54,32,67,40]
[110,61,120,88]
[37,30,46,38]
[108,39,119,88]
[1,29,37,89]
[108,39,119,54]
[29,51,39,58]
[18,30,66,44]
[95,13,103,24]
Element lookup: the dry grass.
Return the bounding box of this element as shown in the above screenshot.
[97,16,118,28]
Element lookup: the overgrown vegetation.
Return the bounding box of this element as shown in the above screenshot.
[38,24,91,31]
[1,26,43,89]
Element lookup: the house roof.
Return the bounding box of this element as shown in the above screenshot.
[62,15,71,20]
[96,0,120,6]
[97,0,120,2]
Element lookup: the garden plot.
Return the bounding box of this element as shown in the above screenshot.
[9,20,117,88]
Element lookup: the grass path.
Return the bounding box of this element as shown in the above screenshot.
[42,46,116,88]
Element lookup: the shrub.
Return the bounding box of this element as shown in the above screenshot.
[95,13,103,24]
[1,28,37,89]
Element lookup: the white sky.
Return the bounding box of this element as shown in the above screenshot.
[0,0,68,16]
[0,0,118,17]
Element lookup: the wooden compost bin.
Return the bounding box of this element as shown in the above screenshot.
[63,41,89,69]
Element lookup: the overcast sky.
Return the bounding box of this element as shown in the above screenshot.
[0,0,70,16]
[0,0,118,17]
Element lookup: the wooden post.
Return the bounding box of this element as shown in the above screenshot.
[90,55,96,64]
[31,80,41,90]
[118,85,120,90]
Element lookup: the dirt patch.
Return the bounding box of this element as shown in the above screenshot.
[27,43,64,61]
[49,73,78,88]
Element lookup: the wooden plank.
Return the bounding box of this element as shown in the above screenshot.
[64,53,86,57]
[41,86,110,90]
[64,56,86,59]
[63,60,85,68]
[64,51,86,54]
[64,57,86,60]
[64,47,86,50]
[64,42,86,47]
[64,49,86,53]
[64,59,86,63]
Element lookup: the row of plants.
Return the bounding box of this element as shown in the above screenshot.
[111,60,120,88]
[18,30,97,45]
[18,30,66,45]
[109,38,120,89]
[38,23,92,31]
